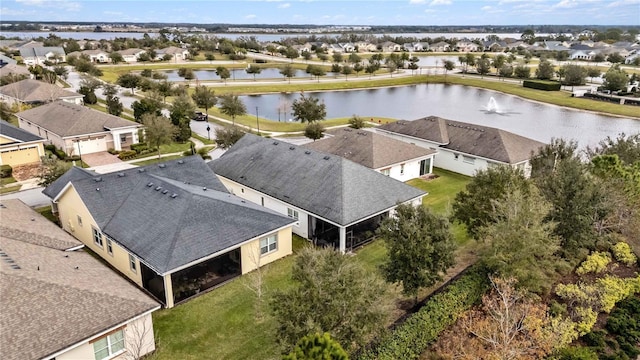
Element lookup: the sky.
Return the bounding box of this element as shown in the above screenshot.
[1,0,639,26]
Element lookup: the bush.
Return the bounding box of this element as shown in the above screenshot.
[611,242,637,266]
[596,275,640,313]
[349,114,366,129]
[576,251,612,275]
[357,267,489,360]
[117,150,138,160]
[107,148,119,155]
[44,144,56,152]
[556,346,599,360]
[523,80,561,91]
[0,164,12,178]
[65,155,81,162]
[130,143,148,153]
[54,149,66,160]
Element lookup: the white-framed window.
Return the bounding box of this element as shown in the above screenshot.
[463,155,475,164]
[287,208,299,220]
[381,168,391,176]
[260,234,277,255]
[120,135,127,143]
[77,215,83,227]
[400,164,405,175]
[129,254,137,273]
[92,227,103,247]
[106,239,113,256]
[93,329,124,360]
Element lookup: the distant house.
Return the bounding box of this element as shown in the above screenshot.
[376,116,545,177]
[430,41,451,52]
[209,134,426,252]
[0,79,84,106]
[156,46,190,62]
[456,40,480,52]
[116,48,146,63]
[303,128,437,182]
[0,63,31,79]
[355,41,377,52]
[16,101,141,156]
[380,41,402,52]
[68,49,110,63]
[0,199,161,360]
[44,156,295,308]
[0,121,45,167]
[19,46,66,66]
[483,40,507,52]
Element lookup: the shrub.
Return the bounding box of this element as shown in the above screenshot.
[348,114,366,129]
[44,144,56,152]
[130,143,148,153]
[54,149,66,160]
[523,80,561,91]
[117,150,137,160]
[612,242,637,266]
[107,148,119,155]
[576,251,612,275]
[65,155,81,162]
[596,275,640,313]
[0,164,12,178]
[357,267,489,360]
[556,346,599,360]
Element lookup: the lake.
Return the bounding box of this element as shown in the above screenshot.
[239,84,640,148]
[164,68,309,81]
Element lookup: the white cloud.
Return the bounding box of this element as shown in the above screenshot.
[552,0,578,9]
[278,2,291,8]
[16,0,81,11]
[409,0,427,4]
[482,5,492,10]
[245,14,257,19]
[424,8,436,12]
[607,0,640,7]
[429,0,452,6]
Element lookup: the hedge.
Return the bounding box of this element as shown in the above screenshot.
[357,267,489,360]
[523,80,561,91]
[130,143,148,153]
[118,150,138,160]
[0,164,12,178]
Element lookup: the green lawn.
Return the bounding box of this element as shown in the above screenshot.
[0,177,17,186]
[0,184,21,194]
[130,154,184,166]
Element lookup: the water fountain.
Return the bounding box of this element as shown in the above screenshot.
[485,97,500,113]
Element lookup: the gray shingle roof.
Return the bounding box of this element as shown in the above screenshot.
[209,134,426,226]
[16,100,140,137]
[378,116,546,164]
[18,46,65,58]
[45,156,293,274]
[0,199,159,360]
[0,121,43,143]
[303,128,436,169]
[0,79,82,104]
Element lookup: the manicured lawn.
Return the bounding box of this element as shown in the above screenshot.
[0,177,17,186]
[130,154,184,166]
[0,184,21,194]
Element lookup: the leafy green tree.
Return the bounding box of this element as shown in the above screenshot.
[491,54,506,74]
[606,52,624,64]
[52,65,68,80]
[302,51,313,62]
[530,138,579,180]
[521,29,536,44]
[141,113,177,158]
[452,165,531,238]
[304,122,325,141]
[155,80,174,103]
[332,53,343,63]
[340,65,353,80]
[78,86,97,104]
[117,73,141,94]
[499,64,513,79]
[536,60,555,80]
[443,60,455,82]
[131,92,163,122]
[205,53,216,62]
[216,66,231,84]
[39,156,71,186]
[218,94,246,124]
[602,65,629,92]
[587,133,640,166]
[214,125,246,149]
[348,53,361,64]
[245,64,262,81]
[170,94,195,142]
[514,65,530,79]
[270,247,389,353]
[348,115,365,129]
[306,65,326,82]
[191,85,217,117]
[109,52,124,64]
[283,333,348,360]
[292,94,326,123]
[365,63,378,79]
[280,64,296,84]
[376,204,456,300]
[476,58,491,78]
[285,47,299,62]
[562,64,587,90]
[587,67,601,83]
[593,53,605,64]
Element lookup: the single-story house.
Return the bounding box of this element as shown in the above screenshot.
[0,63,32,78]
[19,46,66,66]
[380,41,402,52]
[0,199,161,360]
[155,46,190,62]
[116,48,146,63]
[456,40,480,52]
[355,42,377,52]
[303,128,437,182]
[68,49,111,63]
[430,41,451,52]
[376,116,546,177]
[209,134,426,252]
[16,101,141,156]
[0,121,45,167]
[44,156,295,308]
[0,79,84,106]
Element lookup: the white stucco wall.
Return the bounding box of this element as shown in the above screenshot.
[376,156,433,182]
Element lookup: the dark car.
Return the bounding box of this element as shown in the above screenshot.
[192,111,208,121]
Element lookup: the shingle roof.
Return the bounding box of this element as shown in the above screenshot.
[16,100,140,137]
[0,63,31,77]
[303,128,436,169]
[378,116,546,164]
[209,134,426,226]
[45,156,293,274]
[0,79,82,104]
[18,46,65,58]
[0,199,159,360]
[0,121,44,143]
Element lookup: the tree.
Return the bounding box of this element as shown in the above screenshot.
[593,53,605,64]
[205,52,216,62]
[216,66,231,84]
[499,64,514,79]
[280,64,296,83]
[442,60,455,82]
[285,47,299,62]
[78,86,97,104]
[514,65,531,79]
[245,64,262,81]
[562,64,587,90]
[141,114,176,158]
[103,84,123,116]
[376,204,456,300]
[306,65,326,82]
[302,51,313,62]
[191,85,217,117]
[304,122,325,141]
[340,65,353,80]
[587,133,640,166]
[492,54,506,75]
[39,156,71,187]
[177,67,195,81]
[283,333,348,360]
[52,65,68,80]
[131,92,163,122]
[476,58,491,78]
[607,52,624,64]
[536,60,555,80]
[348,53,361,65]
[170,94,195,142]
[365,63,378,79]
[155,80,174,103]
[270,247,389,353]
[521,29,536,44]
[214,125,245,149]
[602,65,629,92]
[586,67,601,83]
[109,52,124,64]
[218,94,246,124]
[332,53,343,63]
[292,94,326,123]
[348,114,365,129]
[117,73,141,94]
[452,166,531,239]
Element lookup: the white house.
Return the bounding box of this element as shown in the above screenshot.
[156,46,190,62]
[116,48,146,63]
[376,116,546,177]
[19,46,66,66]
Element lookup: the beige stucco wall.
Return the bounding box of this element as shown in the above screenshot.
[0,142,43,166]
[57,185,143,286]
[240,227,292,275]
[0,135,12,145]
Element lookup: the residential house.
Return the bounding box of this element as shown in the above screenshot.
[156,46,190,62]
[376,116,546,177]
[483,40,507,52]
[355,41,377,52]
[44,156,295,308]
[16,100,141,155]
[0,79,84,106]
[0,63,31,79]
[543,40,570,51]
[338,43,356,53]
[0,54,16,66]
[455,39,480,52]
[0,199,161,360]
[430,41,451,52]
[0,121,45,167]
[19,46,66,66]
[209,134,426,252]
[303,128,437,182]
[403,42,429,52]
[68,49,111,63]
[380,41,402,52]
[292,44,312,54]
[116,48,146,63]
[625,52,640,65]
[327,44,344,54]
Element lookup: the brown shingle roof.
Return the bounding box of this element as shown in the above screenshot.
[0,199,159,360]
[378,116,545,164]
[16,100,140,137]
[0,79,82,104]
[303,128,436,169]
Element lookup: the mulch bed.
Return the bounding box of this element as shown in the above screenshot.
[11,164,41,181]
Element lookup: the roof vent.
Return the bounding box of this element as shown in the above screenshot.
[178,160,184,164]
[159,164,166,168]
[93,177,102,182]
[147,182,154,187]
[323,156,330,160]
[96,188,100,191]
[273,141,279,145]
[289,146,295,150]
[203,187,207,191]
[304,151,311,155]
[138,168,145,173]
[117,173,125,177]
[162,189,169,194]
[170,193,178,198]
[155,186,162,191]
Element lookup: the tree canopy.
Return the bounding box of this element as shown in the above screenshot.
[218,94,246,124]
[141,114,177,158]
[292,94,326,123]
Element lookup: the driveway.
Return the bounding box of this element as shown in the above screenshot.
[81,152,123,167]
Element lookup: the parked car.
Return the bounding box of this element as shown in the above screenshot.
[192,111,208,121]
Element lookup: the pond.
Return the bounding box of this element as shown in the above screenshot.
[164,67,309,81]
[239,84,640,148]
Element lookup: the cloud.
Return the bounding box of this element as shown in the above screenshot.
[552,0,578,9]
[278,2,291,8]
[16,0,81,11]
[245,14,257,19]
[429,0,452,5]
[409,0,427,4]
[482,5,492,10]
[424,8,436,12]
[607,0,640,7]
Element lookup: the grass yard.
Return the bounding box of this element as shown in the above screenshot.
[130,154,184,166]
[0,184,21,194]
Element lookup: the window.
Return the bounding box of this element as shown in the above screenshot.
[92,227,103,247]
[261,197,264,206]
[381,168,391,176]
[260,235,277,255]
[106,239,113,256]
[93,329,124,360]
[129,254,137,273]
[287,208,299,220]
[77,215,83,227]
[400,164,405,175]
[463,156,476,164]
[120,135,127,143]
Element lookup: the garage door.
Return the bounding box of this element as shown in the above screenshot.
[75,137,108,155]
[1,147,40,166]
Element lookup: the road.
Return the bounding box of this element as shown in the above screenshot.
[0,187,50,208]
